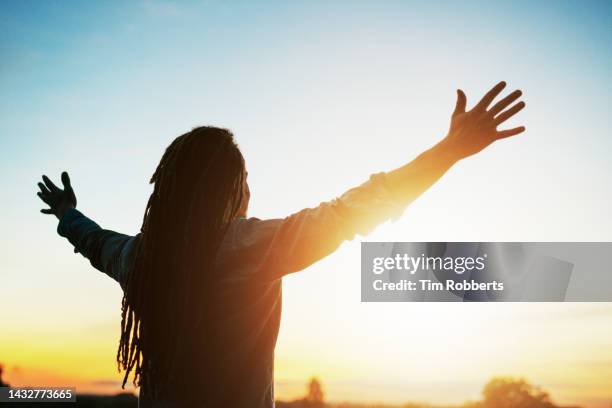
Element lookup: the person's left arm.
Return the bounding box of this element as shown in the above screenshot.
[37,172,135,288]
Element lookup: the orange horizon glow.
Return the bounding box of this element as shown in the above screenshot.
[3,303,612,407]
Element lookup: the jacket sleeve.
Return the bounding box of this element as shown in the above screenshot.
[217,172,405,282]
[57,208,137,289]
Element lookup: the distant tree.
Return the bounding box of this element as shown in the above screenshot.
[482,377,555,408]
[304,377,325,407]
[463,401,484,408]
[0,364,9,387]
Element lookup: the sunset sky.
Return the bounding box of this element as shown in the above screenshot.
[1,1,611,407]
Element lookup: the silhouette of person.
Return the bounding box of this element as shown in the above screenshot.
[37,82,525,407]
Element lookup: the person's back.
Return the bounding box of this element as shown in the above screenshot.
[136,217,285,407]
[136,226,283,407]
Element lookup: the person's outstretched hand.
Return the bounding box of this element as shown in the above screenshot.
[441,81,526,160]
[37,171,77,220]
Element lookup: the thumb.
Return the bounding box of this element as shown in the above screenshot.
[453,89,467,116]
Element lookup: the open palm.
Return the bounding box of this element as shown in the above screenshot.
[443,81,526,160]
[37,171,77,220]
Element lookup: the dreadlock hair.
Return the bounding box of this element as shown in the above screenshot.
[117,126,247,400]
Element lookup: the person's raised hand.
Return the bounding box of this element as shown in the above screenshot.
[441,81,526,160]
[37,171,77,220]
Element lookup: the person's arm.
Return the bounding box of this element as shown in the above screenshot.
[219,172,405,282]
[37,172,135,288]
[221,81,526,281]
[385,81,525,207]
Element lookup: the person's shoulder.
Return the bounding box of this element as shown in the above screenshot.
[122,233,141,260]
[223,217,282,249]
[117,233,141,289]
[235,216,263,225]
[225,217,262,239]
[230,216,283,231]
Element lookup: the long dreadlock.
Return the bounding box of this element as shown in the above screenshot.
[117,127,246,400]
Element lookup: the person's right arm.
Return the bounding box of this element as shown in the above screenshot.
[221,81,526,281]
[384,81,525,207]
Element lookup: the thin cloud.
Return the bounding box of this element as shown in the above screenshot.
[140,0,184,18]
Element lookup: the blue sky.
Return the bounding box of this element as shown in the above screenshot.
[1,1,611,405]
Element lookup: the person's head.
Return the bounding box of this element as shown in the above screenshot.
[117,126,248,398]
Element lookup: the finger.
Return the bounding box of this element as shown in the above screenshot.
[63,171,77,206]
[496,126,526,139]
[475,81,506,111]
[489,89,522,116]
[453,89,467,116]
[42,175,60,192]
[38,182,51,195]
[61,171,72,191]
[494,101,526,126]
[37,192,50,204]
[40,208,54,214]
